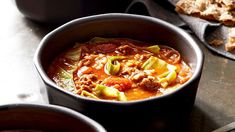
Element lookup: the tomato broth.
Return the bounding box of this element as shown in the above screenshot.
[48,37,192,101]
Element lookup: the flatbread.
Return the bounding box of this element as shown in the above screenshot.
[176,0,235,52]
[176,0,235,26]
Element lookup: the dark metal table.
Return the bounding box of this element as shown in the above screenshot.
[1,1,235,131]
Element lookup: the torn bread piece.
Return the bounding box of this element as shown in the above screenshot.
[216,0,235,10]
[175,0,201,16]
[176,0,235,26]
[195,0,214,11]
[201,4,221,20]
[219,11,235,26]
[225,28,235,51]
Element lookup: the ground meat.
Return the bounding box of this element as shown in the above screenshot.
[74,74,98,92]
[85,74,98,81]
[93,54,107,70]
[129,70,160,91]
[82,59,92,66]
[121,66,134,76]
[134,54,152,61]
[90,43,118,53]
[116,45,134,55]
[158,47,181,64]
[120,65,141,78]
[80,54,98,66]
[130,71,147,82]
[139,77,161,91]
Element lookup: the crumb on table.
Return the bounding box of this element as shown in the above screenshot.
[209,39,224,46]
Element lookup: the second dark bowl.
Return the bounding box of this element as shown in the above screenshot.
[0,103,106,132]
[15,0,132,24]
[34,13,204,131]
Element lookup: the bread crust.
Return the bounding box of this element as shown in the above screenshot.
[226,28,235,51]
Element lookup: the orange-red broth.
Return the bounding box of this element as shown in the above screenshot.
[48,38,192,101]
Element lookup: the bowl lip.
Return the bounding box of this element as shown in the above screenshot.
[0,103,106,132]
[34,13,204,105]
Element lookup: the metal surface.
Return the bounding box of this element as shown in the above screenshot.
[1,1,235,131]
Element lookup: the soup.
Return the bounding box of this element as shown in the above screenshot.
[48,37,192,101]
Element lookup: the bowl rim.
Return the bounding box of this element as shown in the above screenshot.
[34,13,204,105]
[0,103,106,132]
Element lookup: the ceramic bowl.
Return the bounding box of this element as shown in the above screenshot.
[15,0,132,24]
[34,13,204,131]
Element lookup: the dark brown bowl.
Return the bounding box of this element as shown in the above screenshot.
[15,0,132,24]
[34,13,204,131]
[0,103,106,132]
